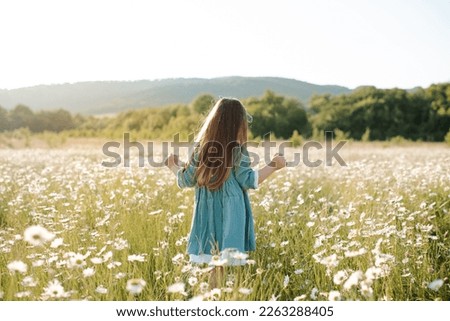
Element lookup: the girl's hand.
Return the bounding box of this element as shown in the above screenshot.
[271,153,286,170]
[164,154,179,167]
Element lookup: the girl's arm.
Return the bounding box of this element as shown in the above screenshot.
[258,154,286,185]
[164,154,185,176]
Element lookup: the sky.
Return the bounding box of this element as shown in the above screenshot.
[0,0,449,90]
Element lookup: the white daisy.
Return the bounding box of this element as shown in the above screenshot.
[82,267,95,278]
[50,238,64,248]
[310,287,319,300]
[42,279,68,300]
[67,253,87,269]
[188,277,198,286]
[90,257,103,265]
[7,260,28,274]
[238,288,252,295]
[167,282,186,294]
[333,270,348,285]
[328,290,341,301]
[209,255,228,267]
[343,271,364,290]
[24,225,55,246]
[15,291,32,298]
[128,254,146,262]
[126,278,146,295]
[21,276,37,287]
[96,285,108,294]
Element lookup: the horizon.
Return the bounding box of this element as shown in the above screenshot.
[1,75,448,92]
[1,0,449,90]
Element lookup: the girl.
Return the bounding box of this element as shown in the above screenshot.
[165,97,286,286]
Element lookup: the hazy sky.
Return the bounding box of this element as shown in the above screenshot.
[0,0,449,90]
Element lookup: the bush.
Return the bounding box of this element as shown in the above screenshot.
[290,130,303,147]
[389,135,410,145]
[445,130,450,146]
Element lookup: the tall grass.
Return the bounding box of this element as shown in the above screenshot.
[0,143,448,300]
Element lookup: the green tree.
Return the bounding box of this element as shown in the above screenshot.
[191,94,215,114]
[0,106,8,131]
[247,91,311,139]
[9,104,34,130]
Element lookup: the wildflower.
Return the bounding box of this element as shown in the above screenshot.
[283,275,290,288]
[107,261,122,269]
[310,287,319,300]
[115,272,127,279]
[344,248,367,258]
[210,288,221,299]
[294,269,304,275]
[32,259,45,267]
[238,288,252,295]
[42,279,68,300]
[171,253,184,265]
[21,276,37,287]
[280,241,289,247]
[319,254,339,269]
[360,280,373,298]
[126,278,146,295]
[50,238,64,248]
[127,254,146,262]
[343,271,363,290]
[7,260,28,274]
[90,257,103,264]
[428,279,444,292]
[113,238,129,250]
[333,270,348,285]
[96,285,108,294]
[365,266,384,280]
[67,253,87,269]
[15,291,31,298]
[167,282,186,294]
[82,267,95,278]
[328,290,341,301]
[24,225,55,246]
[199,282,209,293]
[181,264,192,273]
[209,255,228,267]
[103,251,113,261]
[154,271,162,280]
[188,277,198,286]
[294,294,307,301]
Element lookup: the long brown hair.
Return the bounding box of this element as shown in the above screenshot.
[192,97,249,190]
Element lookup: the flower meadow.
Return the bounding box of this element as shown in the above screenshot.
[0,142,449,301]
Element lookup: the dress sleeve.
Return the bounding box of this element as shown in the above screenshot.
[176,157,197,189]
[234,148,258,190]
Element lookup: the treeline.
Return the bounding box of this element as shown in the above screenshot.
[0,106,77,132]
[0,83,449,141]
[310,84,450,141]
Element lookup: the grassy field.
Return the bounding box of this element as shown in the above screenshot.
[0,139,449,301]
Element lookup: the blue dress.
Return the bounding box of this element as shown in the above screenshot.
[176,147,258,265]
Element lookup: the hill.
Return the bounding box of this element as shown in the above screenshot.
[0,77,351,115]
